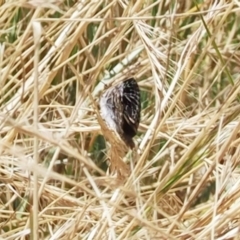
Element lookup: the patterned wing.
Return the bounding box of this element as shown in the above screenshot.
[120,78,141,139]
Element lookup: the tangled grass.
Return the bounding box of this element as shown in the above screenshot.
[1,0,240,239]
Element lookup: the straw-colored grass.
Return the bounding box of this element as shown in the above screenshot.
[1,0,240,239]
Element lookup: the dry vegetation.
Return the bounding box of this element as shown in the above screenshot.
[1,0,240,239]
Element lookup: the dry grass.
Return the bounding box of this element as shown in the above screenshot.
[1,0,240,239]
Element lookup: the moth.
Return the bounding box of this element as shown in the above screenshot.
[100,78,141,148]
